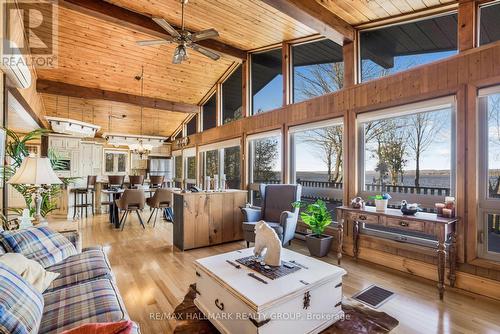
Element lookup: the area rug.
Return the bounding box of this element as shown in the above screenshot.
[173,284,399,334]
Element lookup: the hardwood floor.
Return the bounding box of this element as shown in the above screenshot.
[52,214,500,334]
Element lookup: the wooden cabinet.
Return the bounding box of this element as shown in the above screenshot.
[173,190,247,250]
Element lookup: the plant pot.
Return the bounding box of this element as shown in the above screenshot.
[375,199,388,212]
[305,234,333,257]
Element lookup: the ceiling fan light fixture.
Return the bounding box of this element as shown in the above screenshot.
[173,44,188,63]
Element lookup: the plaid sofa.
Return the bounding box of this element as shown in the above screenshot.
[0,229,140,333]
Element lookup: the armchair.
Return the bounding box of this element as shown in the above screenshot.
[242,184,302,247]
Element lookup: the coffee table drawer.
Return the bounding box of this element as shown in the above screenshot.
[386,217,424,232]
[347,212,380,225]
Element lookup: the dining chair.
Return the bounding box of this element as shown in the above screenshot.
[115,189,146,231]
[146,188,171,227]
[108,175,125,189]
[129,175,145,188]
[72,175,97,218]
[149,175,165,188]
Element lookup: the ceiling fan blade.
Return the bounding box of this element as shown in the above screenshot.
[190,44,220,61]
[153,17,181,38]
[191,28,219,42]
[136,39,172,46]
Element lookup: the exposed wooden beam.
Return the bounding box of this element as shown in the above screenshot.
[458,0,476,52]
[6,86,46,129]
[36,80,199,114]
[260,0,354,45]
[58,0,247,60]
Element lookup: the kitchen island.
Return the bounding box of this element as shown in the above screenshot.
[173,190,247,250]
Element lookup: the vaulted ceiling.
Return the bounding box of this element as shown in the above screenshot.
[32,0,457,137]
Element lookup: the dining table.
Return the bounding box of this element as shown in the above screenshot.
[101,188,178,229]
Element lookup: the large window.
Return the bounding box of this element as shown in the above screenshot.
[360,13,458,82]
[183,148,197,188]
[173,152,183,188]
[247,131,282,205]
[222,65,243,124]
[199,139,241,190]
[479,1,500,46]
[251,48,282,114]
[358,97,455,208]
[186,116,197,136]
[478,87,500,260]
[203,94,217,131]
[290,119,344,219]
[292,39,344,103]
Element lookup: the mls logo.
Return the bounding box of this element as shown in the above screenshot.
[2,0,58,68]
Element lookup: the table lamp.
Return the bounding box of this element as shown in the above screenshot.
[7,156,62,225]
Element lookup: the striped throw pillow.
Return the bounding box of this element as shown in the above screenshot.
[0,262,44,334]
[0,227,77,268]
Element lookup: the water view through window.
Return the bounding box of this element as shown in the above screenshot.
[362,107,453,201]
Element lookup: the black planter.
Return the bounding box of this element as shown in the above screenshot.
[305,234,333,257]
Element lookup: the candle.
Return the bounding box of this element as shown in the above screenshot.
[435,203,445,216]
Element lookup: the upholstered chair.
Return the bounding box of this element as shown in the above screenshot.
[146,188,171,226]
[107,175,125,189]
[115,189,146,231]
[128,175,145,188]
[241,184,302,247]
[149,175,165,188]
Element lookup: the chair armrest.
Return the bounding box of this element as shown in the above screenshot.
[241,207,262,222]
[280,211,299,245]
[58,229,82,253]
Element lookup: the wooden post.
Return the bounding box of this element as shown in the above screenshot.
[458,0,476,52]
[282,123,289,184]
[282,42,291,106]
[343,41,356,88]
[241,60,248,118]
[456,84,468,264]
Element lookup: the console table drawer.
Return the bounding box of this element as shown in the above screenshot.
[347,212,380,225]
[385,217,425,232]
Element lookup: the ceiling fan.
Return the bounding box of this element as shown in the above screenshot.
[136,0,220,64]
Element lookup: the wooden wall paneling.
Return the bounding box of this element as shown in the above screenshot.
[208,193,223,245]
[466,84,479,262]
[455,85,467,264]
[458,0,476,52]
[342,41,356,88]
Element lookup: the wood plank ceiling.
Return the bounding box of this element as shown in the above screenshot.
[35,0,457,138]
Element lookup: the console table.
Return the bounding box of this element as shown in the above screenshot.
[337,206,458,300]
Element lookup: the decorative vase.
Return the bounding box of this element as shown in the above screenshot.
[375,199,388,211]
[305,234,333,257]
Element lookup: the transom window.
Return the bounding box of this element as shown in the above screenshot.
[292,39,344,103]
[479,1,500,46]
[222,65,243,124]
[359,13,458,82]
[478,86,500,260]
[203,94,217,131]
[251,48,283,115]
[358,97,456,208]
[186,116,197,136]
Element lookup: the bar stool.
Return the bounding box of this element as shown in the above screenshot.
[115,189,146,231]
[146,188,171,226]
[129,175,144,188]
[72,175,97,219]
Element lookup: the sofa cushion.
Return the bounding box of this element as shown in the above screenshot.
[40,279,129,334]
[45,249,113,292]
[0,243,6,256]
[0,226,78,268]
[0,262,44,334]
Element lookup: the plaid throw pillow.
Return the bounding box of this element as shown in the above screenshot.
[0,262,44,334]
[0,226,77,268]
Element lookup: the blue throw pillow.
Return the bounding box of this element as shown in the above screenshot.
[0,262,44,334]
[0,226,77,268]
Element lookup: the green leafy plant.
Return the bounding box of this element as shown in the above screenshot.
[369,193,392,201]
[292,199,332,237]
[1,128,76,217]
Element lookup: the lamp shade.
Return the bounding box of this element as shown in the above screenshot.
[8,157,63,185]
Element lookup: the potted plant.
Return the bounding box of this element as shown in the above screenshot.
[370,193,392,212]
[292,199,333,257]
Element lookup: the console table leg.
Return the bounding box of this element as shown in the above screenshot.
[448,232,457,288]
[353,220,359,260]
[337,220,343,266]
[437,239,446,300]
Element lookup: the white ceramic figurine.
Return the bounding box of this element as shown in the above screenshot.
[254,220,282,266]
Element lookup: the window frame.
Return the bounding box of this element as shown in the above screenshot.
[182,147,197,187]
[199,138,242,189]
[356,96,457,209]
[477,0,500,47]
[477,85,500,261]
[221,64,243,125]
[250,47,283,115]
[357,10,458,84]
[172,150,183,186]
[103,149,129,175]
[246,130,283,204]
[202,92,217,131]
[290,37,344,103]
